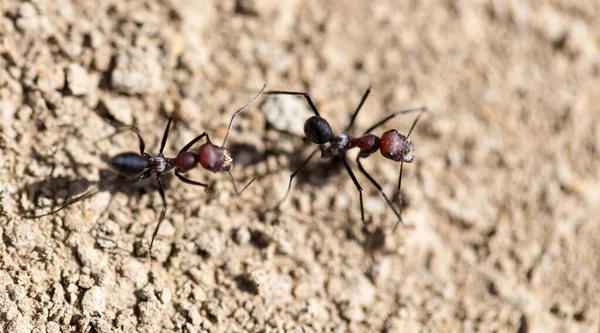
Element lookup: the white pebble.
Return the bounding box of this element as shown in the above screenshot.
[82,286,106,315]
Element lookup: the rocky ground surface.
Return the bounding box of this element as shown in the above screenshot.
[1,0,599,332]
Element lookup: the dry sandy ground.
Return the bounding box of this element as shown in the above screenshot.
[1,0,599,332]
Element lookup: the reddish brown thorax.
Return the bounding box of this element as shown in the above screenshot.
[198,143,232,173]
[173,151,197,173]
[350,134,381,157]
[380,130,414,162]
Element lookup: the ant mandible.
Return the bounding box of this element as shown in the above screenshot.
[264,87,425,231]
[31,84,266,258]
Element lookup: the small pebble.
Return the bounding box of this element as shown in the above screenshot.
[346,274,376,306]
[65,63,93,96]
[261,94,313,136]
[234,227,251,245]
[196,229,223,256]
[138,299,161,325]
[82,286,106,315]
[46,322,60,333]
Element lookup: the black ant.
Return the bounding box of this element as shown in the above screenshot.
[264,87,425,231]
[29,85,266,258]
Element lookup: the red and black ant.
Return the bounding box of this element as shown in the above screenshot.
[29,85,266,257]
[264,87,425,231]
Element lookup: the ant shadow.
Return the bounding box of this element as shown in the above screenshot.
[232,136,345,181]
[20,159,162,220]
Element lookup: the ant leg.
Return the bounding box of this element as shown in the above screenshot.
[178,133,208,154]
[159,118,173,155]
[227,170,257,195]
[149,177,167,261]
[344,87,372,133]
[174,170,208,188]
[133,127,146,155]
[263,90,321,117]
[341,155,366,225]
[363,107,426,135]
[221,84,266,147]
[274,147,320,208]
[356,156,404,229]
[104,119,146,154]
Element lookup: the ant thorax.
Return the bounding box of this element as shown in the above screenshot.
[151,154,171,174]
[320,133,350,157]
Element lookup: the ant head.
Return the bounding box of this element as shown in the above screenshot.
[198,143,232,173]
[111,152,149,178]
[380,130,415,162]
[304,116,334,144]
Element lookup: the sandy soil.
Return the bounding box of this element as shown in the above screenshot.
[1,0,599,332]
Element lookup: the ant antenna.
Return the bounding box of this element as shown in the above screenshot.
[221,84,267,147]
[393,111,425,231]
[406,111,424,138]
[228,170,258,195]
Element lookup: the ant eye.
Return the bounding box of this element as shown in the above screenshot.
[304,116,334,144]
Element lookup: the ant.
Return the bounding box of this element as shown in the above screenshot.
[264,87,425,231]
[29,84,266,258]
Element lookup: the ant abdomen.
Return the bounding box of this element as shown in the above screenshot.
[350,134,380,157]
[111,152,149,178]
[380,130,414,162]
[304,116,334,144]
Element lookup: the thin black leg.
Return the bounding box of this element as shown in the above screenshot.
[159,118,172,155]
[356,156,404,228]
[174,170,208,188]
[344,87,372,133]
[134,127,146,155]
[341,155,366,225]
[149,177,168,260]
[228,170,257,195]
[263,90,321,117]
[274,147,320,208]
[104,119,146,154]
[363,107,426,134]
[178,133,208,154]
[221,84,266,147]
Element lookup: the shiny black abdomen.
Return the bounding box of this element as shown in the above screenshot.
[304,116,334,144]
[111,152,149,178]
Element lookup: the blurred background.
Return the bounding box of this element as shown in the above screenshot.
[1,0,599,331]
